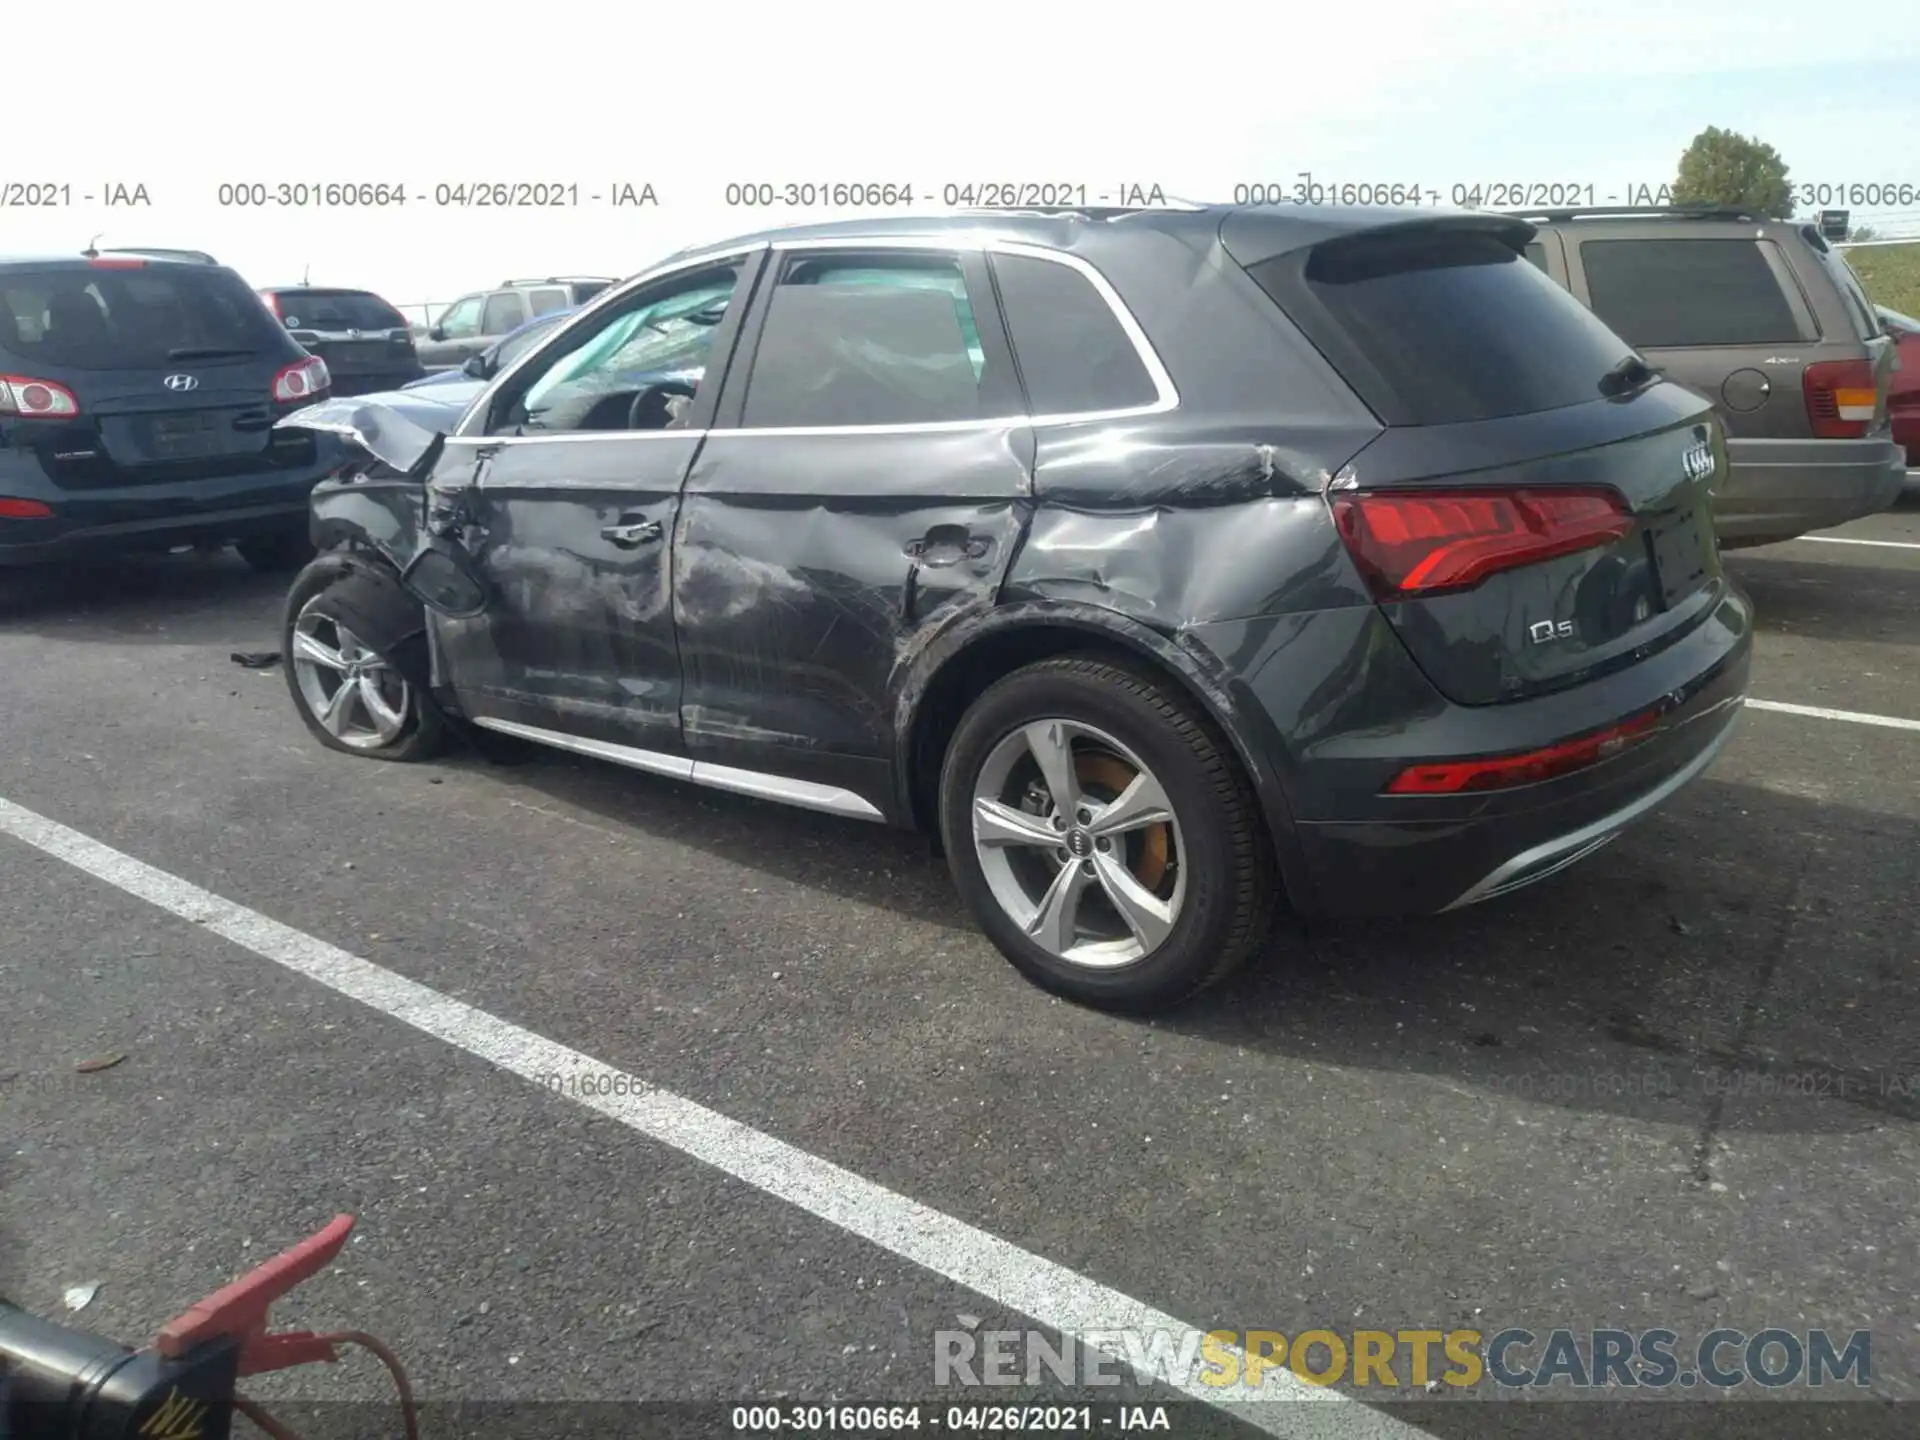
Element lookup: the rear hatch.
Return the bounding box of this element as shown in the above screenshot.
[268,288,421,396]
[0,260,321,487]
[1233,215,1729,706]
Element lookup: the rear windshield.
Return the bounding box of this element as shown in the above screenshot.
[1243,229,1638,426]
[272,289,406,331]
[1,265,283,370]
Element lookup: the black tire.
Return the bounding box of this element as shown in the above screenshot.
[237,526,317,572]
[938,654,1277,1013]
[281,558,449,762]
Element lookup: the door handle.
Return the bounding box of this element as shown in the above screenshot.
[600,519,662,548]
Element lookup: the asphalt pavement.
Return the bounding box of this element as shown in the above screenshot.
[3,498,1918,1440]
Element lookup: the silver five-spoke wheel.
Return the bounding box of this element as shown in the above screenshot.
[290,602,414,751]
[970,718,1186,969]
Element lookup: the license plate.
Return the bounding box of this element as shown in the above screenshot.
[1647,510,1712,609]
[148,413,220,455]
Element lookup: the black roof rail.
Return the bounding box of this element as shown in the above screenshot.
[1506,205,1762,224]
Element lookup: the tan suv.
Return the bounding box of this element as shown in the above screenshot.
[1517,207,1905,547]
[414,276,615,374]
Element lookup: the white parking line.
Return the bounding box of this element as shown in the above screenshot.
[1799,535,1920,551]
[0,795,1433,1440]
[1747,699,1920,732]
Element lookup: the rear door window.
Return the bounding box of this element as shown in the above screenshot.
[739,252,998,428]
[990,252,1159,416]
[1,265,281,369]
[1578,239,1803,348]
[1243,228,1639,426]
[273,289,406,331]
[482,291,527,334]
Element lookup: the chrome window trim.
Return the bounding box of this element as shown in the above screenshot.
[448,231,1178,447]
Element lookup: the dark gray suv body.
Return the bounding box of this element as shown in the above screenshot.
[1520,208,1905,547]
[273,205,1752,1013]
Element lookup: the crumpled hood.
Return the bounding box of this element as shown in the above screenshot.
[274,394,460,473]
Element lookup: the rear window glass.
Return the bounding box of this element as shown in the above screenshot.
[992,253,1158,416]
[1,265,282,369]
[272,289,405,331]
[1578,239,1802,348]
[1817,249,1883,340]
[1244,230,1639,426]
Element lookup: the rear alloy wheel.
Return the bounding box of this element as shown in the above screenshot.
[282,571,446,762]
[939,656,1276,1012]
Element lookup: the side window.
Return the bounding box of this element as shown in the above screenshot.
[437,295,485,339]
[493,315,561,371]
[527,288,570,317]
[487,262,741,435]
[990,253,1158,416]
[740,251,994,429]
[482,291,526,334]
[1523,241,1549,272]
[1579,239,1803,348]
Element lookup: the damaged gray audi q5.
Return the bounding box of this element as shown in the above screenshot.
[274,205,1752,1013]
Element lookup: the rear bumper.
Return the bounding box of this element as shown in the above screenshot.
[1714,434,1905,545]
[0,450,337,567]
[1280,588,1752,917]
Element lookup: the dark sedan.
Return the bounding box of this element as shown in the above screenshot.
[274,206,1751,1013]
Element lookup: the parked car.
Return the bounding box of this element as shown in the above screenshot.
[402,306,577,395]
[274,206,1752,1012]
[0,251,337,572]
[257,285,425,397]
[1875,304,1920,476]
[1513,207,1905,546]
[414,277,616,372]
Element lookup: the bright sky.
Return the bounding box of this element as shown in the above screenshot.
[9,0,1917,319]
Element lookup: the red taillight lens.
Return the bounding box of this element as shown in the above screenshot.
[272,356,330,403]
[1803,359,1880,438]
[0,375,81,418]
[0,498,54,518]
[1332,487,1634,599]
[1385,709,1662,795]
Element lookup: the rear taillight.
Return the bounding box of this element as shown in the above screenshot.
[1803,359,1880,438]
[1332,487,1634,599]
[272,356,330,403]
[0,498,54,518]
[1385,709,1662,795]
[0,375,81,419]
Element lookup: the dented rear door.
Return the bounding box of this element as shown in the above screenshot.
[675,245,1032,815]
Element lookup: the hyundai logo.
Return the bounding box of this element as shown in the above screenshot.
[162,374,199,392]
[1681,441,1715,483]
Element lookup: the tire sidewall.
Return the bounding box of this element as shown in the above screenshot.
[281,557,441,762]
[938,660,1254,1010]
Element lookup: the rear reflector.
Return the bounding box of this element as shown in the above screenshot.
[1384,709,1661,794]
[0,498,54,518]
[0,375,81,418]
[1803,359,1881,438]
[1333,487,1633,599]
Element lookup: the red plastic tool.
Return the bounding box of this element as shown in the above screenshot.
[153,1214,356,1376]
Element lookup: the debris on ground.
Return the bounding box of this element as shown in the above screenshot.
[230,651,282,669]
[74,1053,126,1074]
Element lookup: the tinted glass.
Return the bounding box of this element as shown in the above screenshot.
[526,288,571,317]
[0,265,282,369]
[992,253,1156,415]
[438,296,484,337]
[482,292,526,334]
[569,280,613,304]
[1818,249,1882,340]
[1246,231,1638,425]
[503,267,738,434]
[1580,239,1801,347]
[493,313,567,370]
[273,289,405,330]
[1523,241,1548,271]
[742,254,989,428]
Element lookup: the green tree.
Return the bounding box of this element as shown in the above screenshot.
[1671,127,1794,219]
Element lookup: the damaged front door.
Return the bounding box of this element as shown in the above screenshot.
[428,251,765,756]
[676,246,1032,815]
